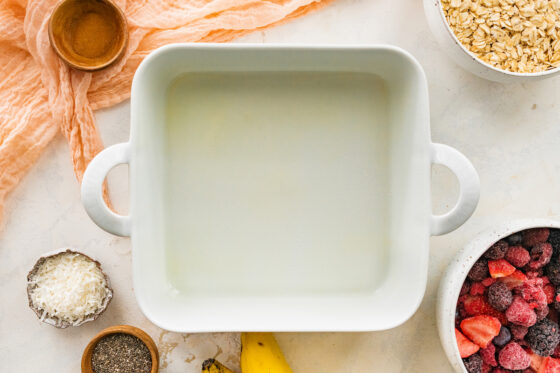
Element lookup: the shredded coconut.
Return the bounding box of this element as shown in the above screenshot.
[28,252,110,325]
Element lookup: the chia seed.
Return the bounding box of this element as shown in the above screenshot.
[91,333,152,373]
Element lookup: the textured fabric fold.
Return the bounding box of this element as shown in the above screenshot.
[0,0,332,223]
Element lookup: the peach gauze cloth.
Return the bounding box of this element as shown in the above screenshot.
[0,0,331,220]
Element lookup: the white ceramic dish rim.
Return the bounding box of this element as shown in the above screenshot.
[437,218,560,373]
[431,0,560,78]
[81,44,481,332]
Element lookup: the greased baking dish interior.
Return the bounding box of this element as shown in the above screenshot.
[81,44,480,332]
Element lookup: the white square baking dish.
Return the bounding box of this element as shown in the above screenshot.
[81,44,480,332]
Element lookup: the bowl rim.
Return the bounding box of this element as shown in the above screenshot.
[81,325,159,373]
[440,218,560,373]
[48,0,128,72]
[434,0,560,78]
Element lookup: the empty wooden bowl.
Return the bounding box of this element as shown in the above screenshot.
[81,325,159,373]
[49,0,128,71]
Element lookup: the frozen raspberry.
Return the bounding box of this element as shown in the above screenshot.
[485,240,509,260]
[524,228,550,247]
[549,229,560,254]
[470,282,486,296]
[546,261,560,286]
[469,259,489,282]
[527,269,545,279]
[498,342,531,370]
[528,243,553,270]
[493,326,511,347]
[518,278,548,309]
[479,343,497,367]
[505,246,531,268]
[526,319,560,357]
[510,324,529,340]
[506,296,537,327]
[535,304,550,321]
[463,353,483,373]
[488,282,513,311]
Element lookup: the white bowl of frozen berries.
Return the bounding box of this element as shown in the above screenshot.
[437,219,560,373]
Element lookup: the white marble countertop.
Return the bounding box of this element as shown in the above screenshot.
[3,0,560,371]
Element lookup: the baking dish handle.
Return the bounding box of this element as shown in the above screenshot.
[430,143,480,236]
[81,143,131,237]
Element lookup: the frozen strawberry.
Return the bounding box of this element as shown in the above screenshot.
[500,270,528,290]
[531,349,545,371]
[489,259,516,278]
[506,296,537,327]
[463,295,508,324]
[524,228,550,247]
[529,243,554,270]
[481,362,491,373]
[479,342,497,366]
[506,246,531,268]
[481,277,497,287]
[539,356,560,373]
[463,295,489,316]
[498,342,531,370]
[460,315,502,348]
[470,282,486,296]
[456,328,480,358]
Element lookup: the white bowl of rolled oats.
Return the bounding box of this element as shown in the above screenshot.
[424,0,560,82]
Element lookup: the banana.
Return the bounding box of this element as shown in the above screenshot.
[202,358,236,373]
[241,332,294,373]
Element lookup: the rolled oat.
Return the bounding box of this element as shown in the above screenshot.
[441,0,560,73]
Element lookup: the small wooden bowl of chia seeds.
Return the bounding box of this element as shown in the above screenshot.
[81,325,159,373]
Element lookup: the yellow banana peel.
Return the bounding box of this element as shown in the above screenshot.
[241,332,294,373]
[202,358,236,373]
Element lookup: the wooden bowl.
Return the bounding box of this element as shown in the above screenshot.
[48,0,128,71]
[81,325,159,373]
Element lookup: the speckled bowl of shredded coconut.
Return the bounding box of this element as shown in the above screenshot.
[27,249,113,328]
[438,0,560,75]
